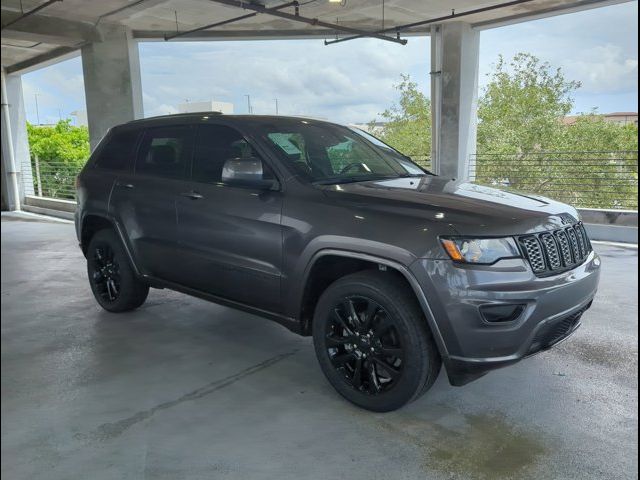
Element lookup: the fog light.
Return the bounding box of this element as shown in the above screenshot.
[480,304,526,323]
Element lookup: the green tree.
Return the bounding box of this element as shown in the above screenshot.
[27,120,90,199]
[372,75,431,168]
[477,53,580,154]
[473,53,637,209]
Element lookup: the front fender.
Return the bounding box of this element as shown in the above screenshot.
[284,241,451,366]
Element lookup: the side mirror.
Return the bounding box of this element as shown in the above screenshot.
[221,157,278,189]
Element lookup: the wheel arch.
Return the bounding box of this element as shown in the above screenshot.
[297,249,450,363]
[80,213,142,277]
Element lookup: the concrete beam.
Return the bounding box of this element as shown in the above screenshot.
[81,25,143,149]
[430,22,479,181]
[1,9,101,46]
[472,0,631,30]
[4,46,79,75]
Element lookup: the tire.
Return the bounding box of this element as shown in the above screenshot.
[312,270,441,412]
[87,228,149,312]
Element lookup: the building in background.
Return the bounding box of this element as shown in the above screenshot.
[349,121,386,135]
[563,112,638,126]
[177,100,234,115]
[69,110,88,127]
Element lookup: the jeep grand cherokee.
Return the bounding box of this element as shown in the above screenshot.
[75,114,600,412]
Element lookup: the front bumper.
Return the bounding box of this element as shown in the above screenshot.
[410,251,601,386]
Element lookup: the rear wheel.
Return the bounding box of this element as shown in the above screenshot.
[312,271,441,412]
[87,229,149,312]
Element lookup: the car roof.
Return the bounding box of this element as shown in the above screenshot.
[122,113,342,129]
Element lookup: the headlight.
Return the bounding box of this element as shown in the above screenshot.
[440,237,520,264]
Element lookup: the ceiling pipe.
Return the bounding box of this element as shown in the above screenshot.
[208,0,407,45]
[165,1,298,41]
[324,0,537,46]
[1,0,63,31]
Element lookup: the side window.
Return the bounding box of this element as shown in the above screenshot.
[136,126,194,179]
[193,124,263,183]
[94,129,140,171]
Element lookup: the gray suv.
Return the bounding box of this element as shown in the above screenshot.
[75,113,601,412]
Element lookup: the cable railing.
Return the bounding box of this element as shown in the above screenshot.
[469,151,638,211]
[21,151,638,211]
[25,158,84,201]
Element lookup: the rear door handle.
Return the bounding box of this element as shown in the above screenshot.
[115,181,134,189]
[180,191,204,200]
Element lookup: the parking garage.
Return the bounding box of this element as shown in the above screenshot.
[1,1,638,479]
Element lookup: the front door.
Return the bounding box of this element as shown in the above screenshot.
[175,123,283,312]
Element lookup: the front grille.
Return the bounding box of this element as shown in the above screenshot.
[519,222,593,277]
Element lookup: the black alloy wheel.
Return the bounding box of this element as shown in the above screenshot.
[87,229,149,312]
[325,296,404,395]
[313,270,441,412]
[92,244,121,303]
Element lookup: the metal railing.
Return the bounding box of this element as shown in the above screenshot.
[21,151,638,211]
[26,157,84,200]
[469,151,638,211]
[410,155,431,171]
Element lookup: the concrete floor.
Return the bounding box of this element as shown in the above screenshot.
[1,214,638,480]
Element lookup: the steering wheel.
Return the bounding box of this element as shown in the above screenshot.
[338,162,367,175]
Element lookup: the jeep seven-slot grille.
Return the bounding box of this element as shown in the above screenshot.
[519,223,592,276]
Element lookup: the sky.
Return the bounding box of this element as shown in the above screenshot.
[21,1,638,126]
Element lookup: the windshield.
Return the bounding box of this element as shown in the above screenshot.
[254,120,429,184]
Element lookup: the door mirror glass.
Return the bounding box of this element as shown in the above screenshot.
[221,157,277,189]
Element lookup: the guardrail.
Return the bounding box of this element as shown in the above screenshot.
[26,158,83,201]
[469,151,638,211]
[22,151,638,211]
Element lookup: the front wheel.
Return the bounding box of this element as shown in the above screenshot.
[312,271,441,412]
[87,229,149,312]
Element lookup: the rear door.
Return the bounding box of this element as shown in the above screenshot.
[109,124,195,281]
[174,123,283,312]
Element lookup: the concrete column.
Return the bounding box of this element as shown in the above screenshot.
[430,22,480,181]
[81,25,143,150]
[1,69,33,211]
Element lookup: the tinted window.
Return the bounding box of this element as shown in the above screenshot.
[94,129,140,171]
[136,126,194,179]
[192,124,260,183]
[257,120,427,184]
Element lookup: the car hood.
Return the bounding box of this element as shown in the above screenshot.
[320,176,580,236]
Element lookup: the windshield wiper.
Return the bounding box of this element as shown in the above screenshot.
[398,171,436,178]
[312,174,400,185]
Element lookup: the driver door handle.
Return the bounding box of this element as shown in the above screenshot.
[115,181,134,189]
[180,191,204,200]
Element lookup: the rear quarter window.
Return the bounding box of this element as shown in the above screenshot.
[94,129,141,171]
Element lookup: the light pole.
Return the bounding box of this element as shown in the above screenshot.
[244,94,252,114]
[34,93,41,125]
[274,98,279,115]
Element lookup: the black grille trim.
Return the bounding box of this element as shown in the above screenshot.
[519,222,593,277]
[528,306,587,355]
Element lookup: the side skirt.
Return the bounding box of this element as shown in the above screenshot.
[143,275,303,335]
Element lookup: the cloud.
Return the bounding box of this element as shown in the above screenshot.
[138,37,429,123]
[564,44,638,94]
[20,1,637,125]
[479,1,638,99]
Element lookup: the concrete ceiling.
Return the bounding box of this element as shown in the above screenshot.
[0,0,629,73]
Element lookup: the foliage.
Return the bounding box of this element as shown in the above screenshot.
[476,53,580,154]
[374,54,638,209]
[27,120,90,199]
[371,75,432,168]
